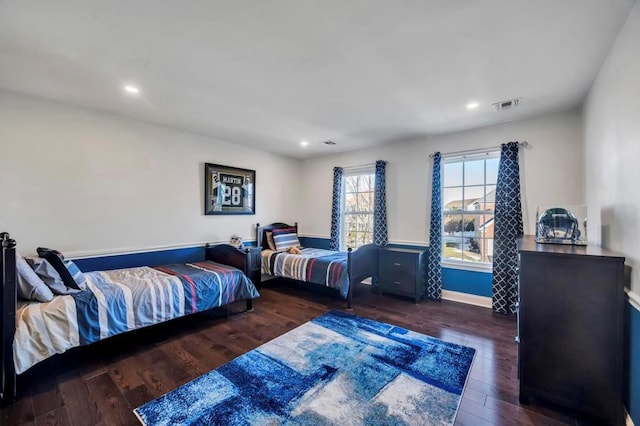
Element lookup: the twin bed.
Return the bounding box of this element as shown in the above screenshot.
[256,222,378,309]
[0,234,259,401]
[0,223,378,401]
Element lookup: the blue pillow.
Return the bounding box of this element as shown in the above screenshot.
[37,247,87,290]
[26,257,81,295]
[272,227,301,251]
[16,257,54,302]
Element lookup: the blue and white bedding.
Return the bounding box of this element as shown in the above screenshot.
[14,261,259,374]
[261,248,350,298]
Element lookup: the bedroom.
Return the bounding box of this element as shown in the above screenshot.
[1,0,639,425]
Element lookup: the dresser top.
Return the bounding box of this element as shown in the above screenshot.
[517,235,625,260]
[382,247,426,255]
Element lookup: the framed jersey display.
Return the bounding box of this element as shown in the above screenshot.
[204,163,255,215]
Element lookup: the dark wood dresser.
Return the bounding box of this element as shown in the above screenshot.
[517,236,625,425]
[378,248,426,303]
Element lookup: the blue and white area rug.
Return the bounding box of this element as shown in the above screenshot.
[134,311,476,425]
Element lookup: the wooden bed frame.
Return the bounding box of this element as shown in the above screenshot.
[255,222,378,310]
[0,232,254,402]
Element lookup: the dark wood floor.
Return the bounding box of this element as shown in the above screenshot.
[2,282,594,426]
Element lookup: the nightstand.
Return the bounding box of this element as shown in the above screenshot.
[378,248,426,303]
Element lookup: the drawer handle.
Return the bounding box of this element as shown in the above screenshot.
[393,262,402,266]
[393,281,402,285]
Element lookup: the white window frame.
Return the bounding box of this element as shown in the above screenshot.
[441,151,500,272]
[340,165,376,251]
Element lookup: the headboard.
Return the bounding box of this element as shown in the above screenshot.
[1,232,17,401]
[255,222,298,250]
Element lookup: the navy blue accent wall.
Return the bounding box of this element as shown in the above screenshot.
[299,237,332,250]
[442,267,493,297]
[73,241,258,272]
[72,246,207,272]
[626,299,640,424]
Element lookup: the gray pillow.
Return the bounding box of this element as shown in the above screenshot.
[26,257,81,295]
[16,257,54,302]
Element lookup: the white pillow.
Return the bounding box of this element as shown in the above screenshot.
[16,256,54,302]
[26,257,80,295]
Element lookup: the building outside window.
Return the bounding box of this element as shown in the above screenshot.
[442,152,500,265]
[342,167,375,249]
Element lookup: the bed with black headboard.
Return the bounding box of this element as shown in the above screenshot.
[0,232,258,402]
[256,222,378,309]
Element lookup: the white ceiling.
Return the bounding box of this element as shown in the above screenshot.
[0,1,635,159]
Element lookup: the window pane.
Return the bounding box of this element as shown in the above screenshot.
[359,232,372,247]
[462,214,482,237]
[443,187,463,211]
[345,232,356,249]
[463,185,486,208]
[345,192,357,212]
[486,158,499,184]
[464,160,485,186]
[483,238,494,263]
[443,213,463,235]
[357,191,373,212]
[358,174,374,192]
[345,176,357,194]
[483,185,496,211]
[443,162,463,187]
[357,214,371,232]
[345,215,357,233]
[443,236,463,260]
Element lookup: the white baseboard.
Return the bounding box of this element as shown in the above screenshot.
[442,290,492,309]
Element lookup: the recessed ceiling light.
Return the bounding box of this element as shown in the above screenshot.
[300,140,309,147]
[123,85,140,95]
[466,102,479,110]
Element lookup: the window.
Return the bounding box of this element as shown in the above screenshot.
[442,153,499,265]
[342,169,375,249]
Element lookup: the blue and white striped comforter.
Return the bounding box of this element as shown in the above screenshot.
[14,262,259,374]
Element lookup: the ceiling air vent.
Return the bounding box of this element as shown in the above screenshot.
[492,98,521,111]
[323,140,337,146]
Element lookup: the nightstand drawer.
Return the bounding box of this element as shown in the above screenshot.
[380,252,416,276]
[379,273,415,296]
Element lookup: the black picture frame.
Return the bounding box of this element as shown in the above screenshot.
[204,163,255,215]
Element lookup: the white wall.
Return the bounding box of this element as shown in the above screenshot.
[299,109,584,246]
[583,2,640,294]
[0,90,301,256]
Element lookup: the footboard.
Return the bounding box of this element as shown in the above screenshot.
[1,232,17,402]
[350,243,379,283]
[346,243,379,309]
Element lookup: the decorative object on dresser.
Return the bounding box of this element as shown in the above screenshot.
[204,163,255,215]
[516,235,626,425]
[378,248,426,303]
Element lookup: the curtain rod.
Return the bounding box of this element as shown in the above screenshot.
[342,162,379,170]
[428,141,529,159]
